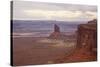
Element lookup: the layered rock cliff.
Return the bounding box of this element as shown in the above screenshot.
[77,19,97,54]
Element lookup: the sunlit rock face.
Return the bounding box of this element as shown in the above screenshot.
[49,24,66,39]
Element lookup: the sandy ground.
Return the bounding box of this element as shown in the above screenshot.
[54,48,97,63]
[13,37,76,66]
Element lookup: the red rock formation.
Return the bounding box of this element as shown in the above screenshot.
[54,19,97,63]
[49,24,67,39]
[88,19,97,24]
[77,19,97,55]
[54,24,60,32]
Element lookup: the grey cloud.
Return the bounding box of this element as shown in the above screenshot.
[13,1,97,21]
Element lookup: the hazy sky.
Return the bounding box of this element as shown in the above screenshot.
[13,1,97,21]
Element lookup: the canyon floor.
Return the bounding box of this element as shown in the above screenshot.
[13,37,76,66]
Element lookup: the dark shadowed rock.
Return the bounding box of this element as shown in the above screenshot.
[49,24,66,39]
[54,24,60,32]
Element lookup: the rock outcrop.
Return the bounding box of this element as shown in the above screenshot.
[88,19,97,24]
[49,24,66,39]
[77,19,97,55]
[54,19,97,63]
[54,24,60,32]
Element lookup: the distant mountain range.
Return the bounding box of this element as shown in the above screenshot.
[11,20,88,24]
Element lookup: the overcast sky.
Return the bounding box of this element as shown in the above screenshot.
[13,1,97,21]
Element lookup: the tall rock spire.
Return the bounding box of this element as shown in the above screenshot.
[54,24,60,32]
[49,24,61,39]
[49,24,67,39]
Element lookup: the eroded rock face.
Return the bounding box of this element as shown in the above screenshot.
[77,19,97,54]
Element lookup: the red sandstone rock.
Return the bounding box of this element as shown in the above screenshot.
[54,19,97,63]
[49,24,66,39]
[54,24,60,32]
[77,19,97,56]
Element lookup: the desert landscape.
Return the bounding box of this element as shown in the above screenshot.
[13,23,77,65]
[12,19,97,66]
[12,1,97,66]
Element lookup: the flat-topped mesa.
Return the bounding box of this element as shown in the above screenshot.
[88,19,97,24]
